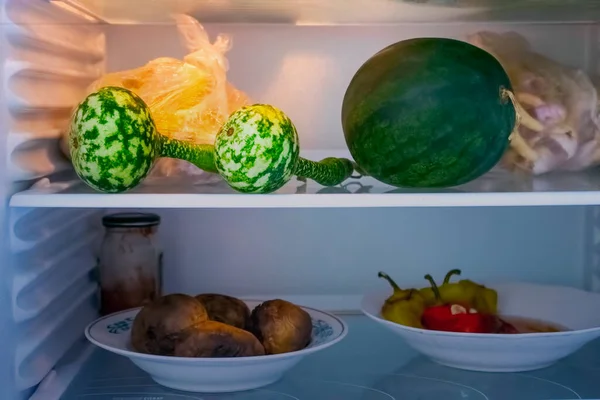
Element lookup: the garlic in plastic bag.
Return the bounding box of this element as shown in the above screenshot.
[468,31,600,175]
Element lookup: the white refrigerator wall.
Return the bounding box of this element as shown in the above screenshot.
[106,22,599,150]
[1,6,599,399]
[156,207,589,308]
[105,22,597,304]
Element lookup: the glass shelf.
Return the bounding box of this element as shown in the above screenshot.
[10,150,600,208]
[60,315,600,400]
[54,0,600,25]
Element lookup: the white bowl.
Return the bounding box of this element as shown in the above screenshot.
[362,282,600,372]
[85,300,348,393]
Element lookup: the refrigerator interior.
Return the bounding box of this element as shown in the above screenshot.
[3,0,600,399]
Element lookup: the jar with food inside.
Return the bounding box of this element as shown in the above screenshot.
[98,213,162,315]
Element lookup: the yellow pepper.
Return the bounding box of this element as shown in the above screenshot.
[419,269,498,314]
[378,272,426,329]
[456,278,498,315]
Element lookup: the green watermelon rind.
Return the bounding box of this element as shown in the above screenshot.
[342,37,516,188]
[215,104,300,194]
[69,86,157,193]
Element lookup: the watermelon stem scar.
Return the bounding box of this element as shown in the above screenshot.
[69,87,359,194]
[500,87,546,165]
[500,88,522,141]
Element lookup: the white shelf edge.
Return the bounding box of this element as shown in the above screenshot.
[10,191,600,209]
[10,148,600,209]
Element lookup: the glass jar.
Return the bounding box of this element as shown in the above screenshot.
[98,212,162,315]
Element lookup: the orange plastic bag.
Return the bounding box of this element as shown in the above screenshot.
[86,15,250,182]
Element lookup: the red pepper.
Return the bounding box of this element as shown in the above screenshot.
[420,274,496,334]
[421,303,496,333]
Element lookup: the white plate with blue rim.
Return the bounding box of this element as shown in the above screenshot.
[85,300,348,393]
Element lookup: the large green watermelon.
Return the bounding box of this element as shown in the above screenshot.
[342,37,517,188]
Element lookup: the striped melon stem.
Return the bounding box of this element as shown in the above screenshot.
[293,157,361,187]
[157,135,218,174]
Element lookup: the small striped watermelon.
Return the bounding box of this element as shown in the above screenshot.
[69,86,158,193]
[215,104,299,194]
[215,104,357,194]
[69,86,216,193]
[342,37,518,188]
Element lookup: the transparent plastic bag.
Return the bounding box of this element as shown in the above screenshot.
[468,31,600,175]
[66,14,250,183]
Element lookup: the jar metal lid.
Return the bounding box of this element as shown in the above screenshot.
[102,212,161,227]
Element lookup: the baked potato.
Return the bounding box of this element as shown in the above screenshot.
[195,293,251,330]
[131,293,208,355]
[174,320,265,357]
[249,299,312,354]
